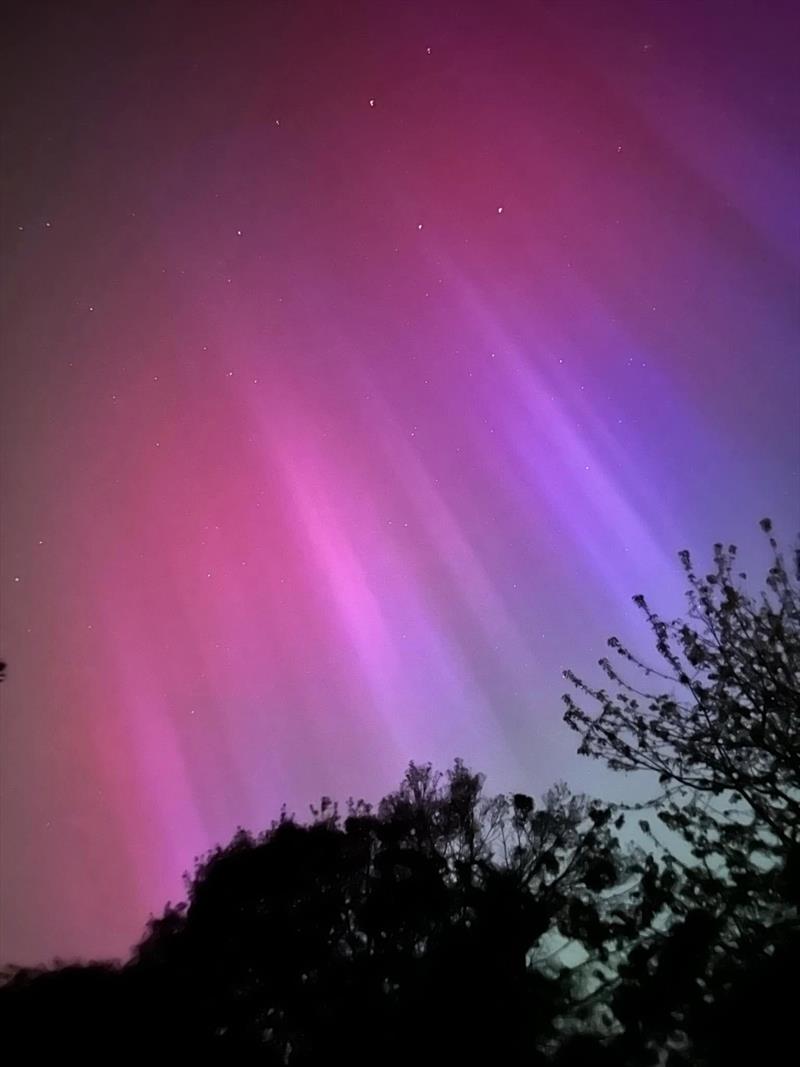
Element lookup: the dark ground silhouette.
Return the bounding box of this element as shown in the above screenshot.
[2,522,797,1065]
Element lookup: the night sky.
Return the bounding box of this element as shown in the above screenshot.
[2,0,798,966]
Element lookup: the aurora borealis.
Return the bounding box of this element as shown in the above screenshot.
[1,0,798,965]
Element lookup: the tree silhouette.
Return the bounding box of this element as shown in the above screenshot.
[2,762,637,1063]
[563,519,800,1064]
[2,521,797,1065]
[132,761,643,1064]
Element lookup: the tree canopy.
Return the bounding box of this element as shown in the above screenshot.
[564,518,800,1064]
[2,520,797,1065]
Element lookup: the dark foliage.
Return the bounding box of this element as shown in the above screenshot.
[2,521,797,1065]
[2,764,637,1063]
[564,519,800,1064]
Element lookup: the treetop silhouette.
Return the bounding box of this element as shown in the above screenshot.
[2,520,797,1066]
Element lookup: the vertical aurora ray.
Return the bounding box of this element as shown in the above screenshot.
[1,0,798,963]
